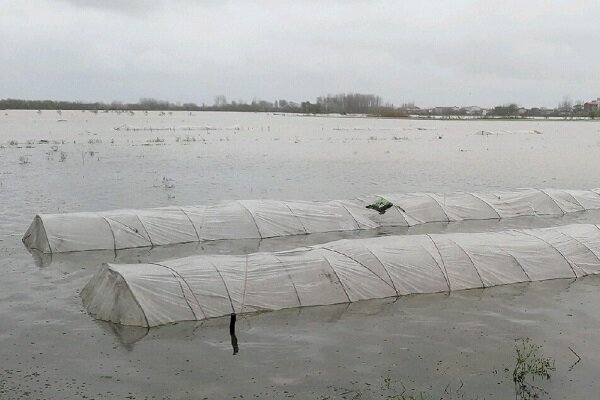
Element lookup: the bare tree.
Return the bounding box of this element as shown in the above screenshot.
[213,95,227,107]
[558,96,573,112]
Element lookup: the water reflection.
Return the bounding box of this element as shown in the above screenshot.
[97,298,367,347]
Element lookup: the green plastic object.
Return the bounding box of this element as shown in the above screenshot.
[366,197,393,214]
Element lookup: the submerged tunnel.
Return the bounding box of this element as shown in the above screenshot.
[23,188,600,253]
[82,223,600,327]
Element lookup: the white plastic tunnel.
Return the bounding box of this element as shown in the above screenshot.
[24,188,600,253]
[82,223,600,327]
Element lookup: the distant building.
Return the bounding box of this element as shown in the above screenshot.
[584,98,600,113]
[403,105,421,113]
[432,106,460,115]
[464,106,482,115]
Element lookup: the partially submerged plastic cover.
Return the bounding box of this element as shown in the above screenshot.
[82,223,600,327]
[25,188,600,253]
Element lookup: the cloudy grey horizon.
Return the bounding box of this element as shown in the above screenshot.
[1,0,599,108]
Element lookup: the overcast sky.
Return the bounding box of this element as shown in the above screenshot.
[1,0,599,107]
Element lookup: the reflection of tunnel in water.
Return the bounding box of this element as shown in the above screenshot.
[230,313,239,355]
[93,278,580,349]
[98,298,361,347]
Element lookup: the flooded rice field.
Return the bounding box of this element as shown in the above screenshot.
[2,110,600,399]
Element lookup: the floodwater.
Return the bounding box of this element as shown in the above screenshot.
[1,110,600,399]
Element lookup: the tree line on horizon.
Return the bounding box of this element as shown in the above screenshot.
[1,94,598,118]
[0,94,397,115]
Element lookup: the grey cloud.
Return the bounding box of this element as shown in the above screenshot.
[1,0,599,107]
[55,0,167,15]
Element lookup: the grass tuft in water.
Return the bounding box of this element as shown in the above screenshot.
[512,337,555,399]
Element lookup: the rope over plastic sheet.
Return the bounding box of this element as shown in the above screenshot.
[82,223,600,327]
[24,188,600,254]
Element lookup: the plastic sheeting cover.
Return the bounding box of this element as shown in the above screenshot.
[82,223,600,327]
[24,189,600,253]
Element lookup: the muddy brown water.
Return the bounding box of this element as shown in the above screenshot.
[2,111,600,398]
